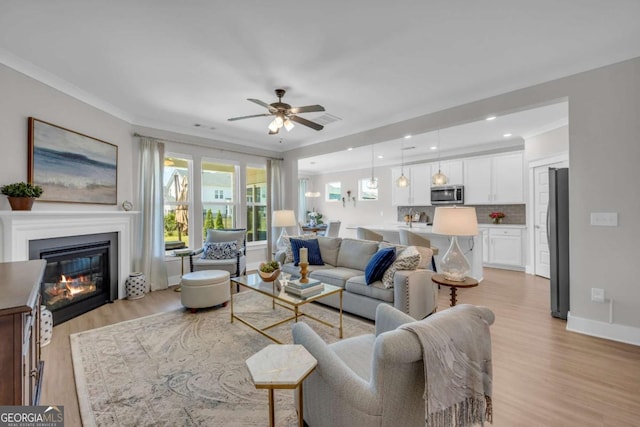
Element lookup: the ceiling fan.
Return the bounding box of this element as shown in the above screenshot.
[228,89,325,134]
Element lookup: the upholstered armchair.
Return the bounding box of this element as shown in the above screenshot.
[189,228,247,278]
[292,303,495,427]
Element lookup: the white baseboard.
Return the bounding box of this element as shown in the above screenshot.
[567,312,640,346]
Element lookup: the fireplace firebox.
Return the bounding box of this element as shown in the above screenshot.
[29,233,118,325]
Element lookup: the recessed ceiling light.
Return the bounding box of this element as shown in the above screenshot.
[377,155,383,159]
[194,123,201,127]
[503,133,512,138]
[310,161,316,165]
[486,116,497,121]
[430,146,437,150]
[347,147,353,151]
[404,135,412,139]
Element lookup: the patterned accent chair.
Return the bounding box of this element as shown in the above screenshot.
[189,228,247,279]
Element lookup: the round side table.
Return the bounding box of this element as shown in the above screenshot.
[173,249,192,292]
[431,274,479,307]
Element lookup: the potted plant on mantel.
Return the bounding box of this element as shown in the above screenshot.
[1,181,44,211]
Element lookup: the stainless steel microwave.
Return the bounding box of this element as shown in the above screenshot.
[430,185,464,205]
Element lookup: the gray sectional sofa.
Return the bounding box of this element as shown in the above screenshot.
[274,236,438,320]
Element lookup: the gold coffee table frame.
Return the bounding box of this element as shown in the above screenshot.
[230,274,343,344]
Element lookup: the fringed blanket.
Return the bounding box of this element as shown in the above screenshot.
[400,304,493,427]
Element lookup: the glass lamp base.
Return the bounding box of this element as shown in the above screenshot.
[440,236,470,282]
[275,228,288,252]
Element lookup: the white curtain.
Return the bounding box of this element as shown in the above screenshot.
[268,159,283,252]
[298,179,308,224]
[136,137,169,291]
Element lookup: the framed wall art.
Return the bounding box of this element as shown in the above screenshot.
[28,117,118,204]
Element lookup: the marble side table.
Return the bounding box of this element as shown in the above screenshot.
[246,344,317,427]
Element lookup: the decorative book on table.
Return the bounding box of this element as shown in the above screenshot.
[287,278,321,289]
[284,282,324,297]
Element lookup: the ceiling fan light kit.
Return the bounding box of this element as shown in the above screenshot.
[228,88,325,134]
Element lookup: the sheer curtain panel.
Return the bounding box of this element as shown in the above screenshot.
[137,137,169,291]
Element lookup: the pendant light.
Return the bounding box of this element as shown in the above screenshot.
[396,139,410,188]
[432,129,448,186]
[367,144,378,189]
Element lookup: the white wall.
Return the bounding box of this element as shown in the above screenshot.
[283,57,640,345]
[525,125,569,162]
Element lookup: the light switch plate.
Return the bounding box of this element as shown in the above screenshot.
[590,212,618,227]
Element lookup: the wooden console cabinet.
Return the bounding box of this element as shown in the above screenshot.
[0,260,46,405]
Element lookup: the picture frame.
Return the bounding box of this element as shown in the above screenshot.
[28,117,118,204]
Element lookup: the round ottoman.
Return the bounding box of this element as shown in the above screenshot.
[181,270,231,312]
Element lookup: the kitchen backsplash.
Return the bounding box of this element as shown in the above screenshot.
[398,204,526,225]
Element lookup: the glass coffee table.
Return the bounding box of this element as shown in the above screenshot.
[230,273,343,344]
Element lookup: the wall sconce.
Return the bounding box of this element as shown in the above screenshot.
[342,190,356,207]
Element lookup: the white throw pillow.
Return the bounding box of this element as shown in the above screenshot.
[382,246,421,288]
[414,246,434,269]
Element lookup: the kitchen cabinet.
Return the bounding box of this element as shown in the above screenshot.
[464,152,524,204]
[479,227,489,263]
[485,227,524,269]
[391,163,431,206]
[432,160,464,186]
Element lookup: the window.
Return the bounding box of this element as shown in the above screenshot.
[326,182,341,201]
[246,166,267,242]
[163,155,192,248]
[358,178,379,200]
[202,161,236,235]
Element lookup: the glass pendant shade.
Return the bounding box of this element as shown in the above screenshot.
[275,114,284,127]
[284,118,295,131]
[432,170,448,185]
[396,173,410,187]
[367,177,378,189]
[268,119,279,132]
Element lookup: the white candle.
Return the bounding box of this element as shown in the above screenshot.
[300,247,308,264]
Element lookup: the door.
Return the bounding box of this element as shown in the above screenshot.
[533,161,567,278]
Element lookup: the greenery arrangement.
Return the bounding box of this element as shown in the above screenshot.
[260,260,280,273]
[215,210,224,229]
[1,181,43,198]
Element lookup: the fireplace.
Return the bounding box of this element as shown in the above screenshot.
[29,233,118,325]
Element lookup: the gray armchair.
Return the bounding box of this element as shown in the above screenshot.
[189,228,247,278]
[292,303,495,427]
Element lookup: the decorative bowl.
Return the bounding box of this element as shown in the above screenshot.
[258,264,281,282]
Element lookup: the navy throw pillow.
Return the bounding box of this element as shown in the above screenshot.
[290,238,324,266]
[365,247,396,285]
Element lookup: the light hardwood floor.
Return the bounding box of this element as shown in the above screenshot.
[41,269,640,426]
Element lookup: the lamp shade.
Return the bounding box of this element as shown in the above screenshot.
[432,207,478,236]
[273,210,297,227]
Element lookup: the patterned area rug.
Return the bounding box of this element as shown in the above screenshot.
[71,291,374,426]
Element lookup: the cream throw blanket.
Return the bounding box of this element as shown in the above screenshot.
[400,304,493,427]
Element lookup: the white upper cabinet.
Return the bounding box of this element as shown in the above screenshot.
[391,163,431,206]
[464,152,524,204]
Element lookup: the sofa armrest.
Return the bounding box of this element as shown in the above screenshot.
[392,269,438,320]
[374,304,416,336]
[292,322,382,414]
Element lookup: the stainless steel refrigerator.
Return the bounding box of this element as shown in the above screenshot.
[548,167,570,319]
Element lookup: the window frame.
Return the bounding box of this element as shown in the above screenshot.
[246,164,268,243]
[325,181,342,202]
[163,153,194,250]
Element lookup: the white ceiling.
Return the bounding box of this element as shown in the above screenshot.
[1,1,640,156]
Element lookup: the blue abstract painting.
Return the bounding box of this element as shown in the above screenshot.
[29,118,117,204]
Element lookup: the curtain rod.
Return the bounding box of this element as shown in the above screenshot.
[133,133,284,161]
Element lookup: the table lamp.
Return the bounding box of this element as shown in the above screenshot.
[273,210,297,251]
[431,206,478,281]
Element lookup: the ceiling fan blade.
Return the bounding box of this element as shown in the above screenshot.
[228,113,273,122]
[290,115,324,131]
[248,98,277,113]
[268,127,280,135]
[288,104,325,114]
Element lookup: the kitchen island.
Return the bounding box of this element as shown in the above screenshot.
[346,223,484,282]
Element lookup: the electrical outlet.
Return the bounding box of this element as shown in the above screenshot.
[591,288,605,303]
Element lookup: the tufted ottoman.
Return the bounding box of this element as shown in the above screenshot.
[181,270,231,312]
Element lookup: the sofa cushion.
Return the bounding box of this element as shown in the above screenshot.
[345,276,395,303]
[290,238,324,266]
[317,237,342,267]
[382,246,421,288]
[364,247,396,285]
[336,238,380,271]
[328,334,376,382]
[283,234,316,263]
[310,267,362,288]
[201,241,238,260]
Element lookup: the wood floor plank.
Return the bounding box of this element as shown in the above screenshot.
[41,270,640,426]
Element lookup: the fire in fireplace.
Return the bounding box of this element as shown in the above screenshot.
[29,233,118,325]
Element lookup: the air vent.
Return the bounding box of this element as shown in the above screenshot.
[312,113,342,126]
[402,146,416,150]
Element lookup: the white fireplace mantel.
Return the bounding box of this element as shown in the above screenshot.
[0,211,138,299]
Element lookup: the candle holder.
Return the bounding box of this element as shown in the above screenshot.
[299,262,309,283]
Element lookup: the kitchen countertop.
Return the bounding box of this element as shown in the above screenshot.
[346,222,526,232]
